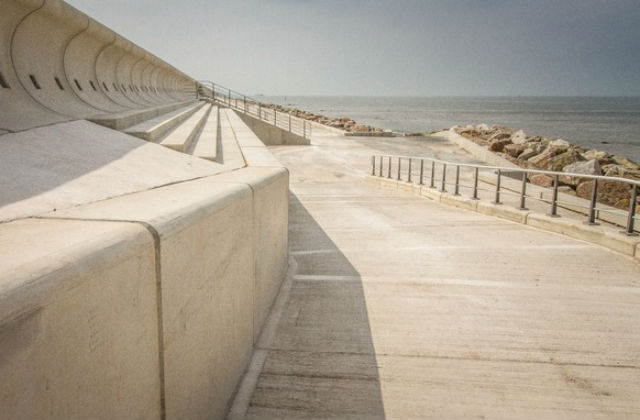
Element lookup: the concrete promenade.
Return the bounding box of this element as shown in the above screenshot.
[232,127,640,419]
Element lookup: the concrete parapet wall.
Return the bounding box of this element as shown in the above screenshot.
[0,219,161,419]
[235,110,311,145]
[0,165,289,419]
[432,130,518,168]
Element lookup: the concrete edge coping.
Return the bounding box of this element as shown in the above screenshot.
[0,218,154,323]
[0,166,288,340]
[365,175,640,261]
[431,130,518,168]
[308,120,347,136]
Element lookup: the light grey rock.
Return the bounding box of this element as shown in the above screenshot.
[511,129,527,145]
[518,148,539,161]
[550,139,571,148]
[582,149,609,162]
[559,159,601,186]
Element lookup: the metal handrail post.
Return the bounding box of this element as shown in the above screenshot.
[371,156,376,176]
[440,163,447,192]
[274,110,277,126]
[549,175,560,217]
[397,157,402,181]
[430,161,435,188]
[519,173,528,210]
[454,165,460,195]
[379,156,383,177]
[408,158,413,183]
[587,179,599,225]
[288,114,292,132]
[624,185,638,235]
[494,169,501,204]
[419,159,424,185]
[303,121,307,138]
[243,96,247,112]
[472,167,479,199]
[387,156,392,178]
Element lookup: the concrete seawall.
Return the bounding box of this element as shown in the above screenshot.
[0,1,290,418]
[0,118,290,419]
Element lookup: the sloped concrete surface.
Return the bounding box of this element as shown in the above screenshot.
[0,120,223,222]
[236,127,640,419]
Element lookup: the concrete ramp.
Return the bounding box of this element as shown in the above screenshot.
[230,130,640,420]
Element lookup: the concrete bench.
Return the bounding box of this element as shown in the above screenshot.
[190,106,219,161]
[159,103,211,153]
[125,102,205,141]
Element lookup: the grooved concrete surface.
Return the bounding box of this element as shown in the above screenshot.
[239,127,640,419]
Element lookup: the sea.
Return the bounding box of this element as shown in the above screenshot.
[260,96,640,163]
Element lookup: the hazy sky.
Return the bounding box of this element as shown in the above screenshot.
[65,0,640,97]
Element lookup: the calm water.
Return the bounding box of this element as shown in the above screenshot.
[261,96,640,162]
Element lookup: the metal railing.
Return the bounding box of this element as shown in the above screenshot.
[196,81,311,139]
[371,154,639,235]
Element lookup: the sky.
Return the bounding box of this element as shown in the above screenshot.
[65,0,640,97]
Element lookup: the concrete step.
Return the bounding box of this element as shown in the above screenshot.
[225,109,282,167]
[189,106,218,161]
[218,108,246,169]
[88,100,196,130]
[159,103,211,153]
[125,102,205,142]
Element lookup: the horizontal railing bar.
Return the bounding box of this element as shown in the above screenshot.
[373,153,639,235]
[372,154,640,187]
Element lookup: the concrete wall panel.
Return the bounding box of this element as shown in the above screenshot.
[0,218,160,419]
[115,46,150,106]
[141,61,164,104]
[95,40,140,109]
[47,178,265,419]
[132,57,157,104]
[207,167,290,342]
[63,19,124,113]
[1,0,198,132]
[0,0,69,132]
[11,0,101,118]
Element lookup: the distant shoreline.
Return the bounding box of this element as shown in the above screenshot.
[260,95,640,162]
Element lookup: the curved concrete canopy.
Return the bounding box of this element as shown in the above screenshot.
[1,0,198,132]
